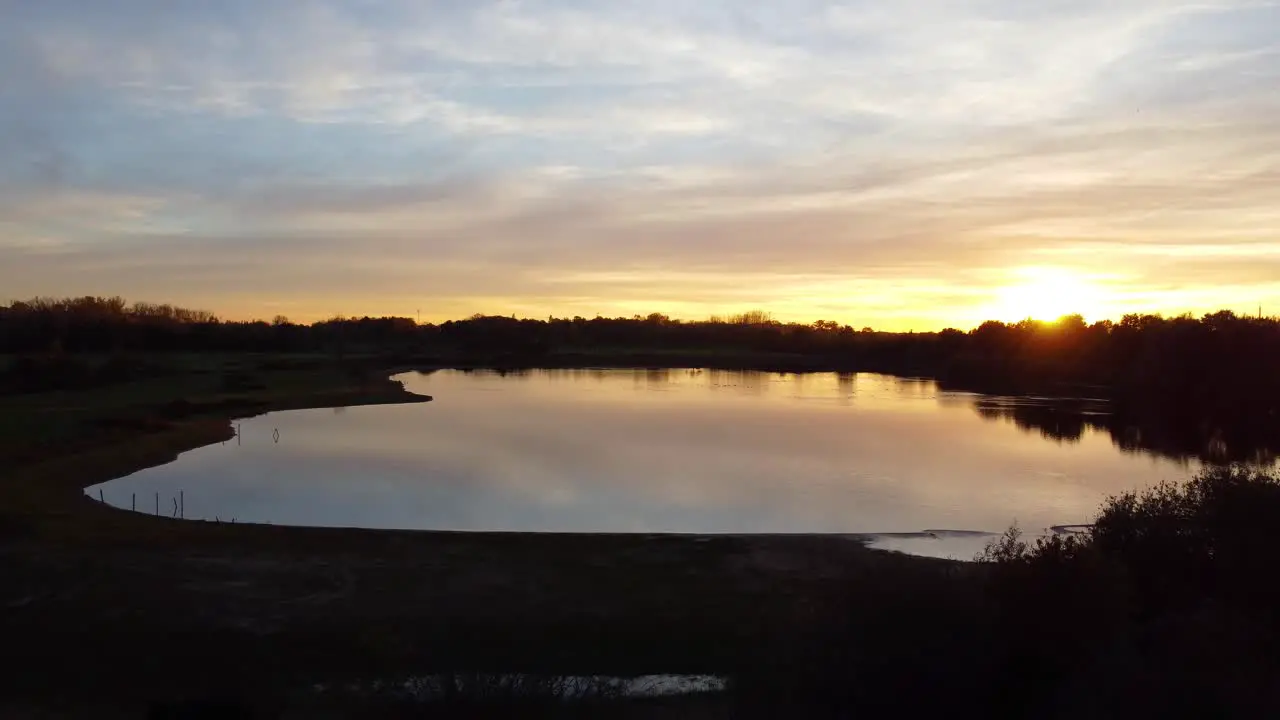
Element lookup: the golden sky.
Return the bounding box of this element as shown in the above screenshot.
[3,1,1279,330]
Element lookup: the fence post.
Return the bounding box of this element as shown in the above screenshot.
[180,491,184,519]
[155,492,159,516]
[132,493,136,512]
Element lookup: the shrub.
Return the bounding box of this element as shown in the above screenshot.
[978,465,1280,717]
[740,466,1280,718]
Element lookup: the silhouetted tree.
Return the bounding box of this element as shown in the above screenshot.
[4,298,1279,460]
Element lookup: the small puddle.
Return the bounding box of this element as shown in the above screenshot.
[315,673,726,701]
[866,530,997,560]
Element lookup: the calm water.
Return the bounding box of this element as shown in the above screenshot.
[89,370,1194,558]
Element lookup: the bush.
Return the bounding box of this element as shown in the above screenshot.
[978,465,1280,718]
[738,466,1280,718]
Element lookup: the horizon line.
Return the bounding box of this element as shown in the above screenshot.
[3,296,1272,334]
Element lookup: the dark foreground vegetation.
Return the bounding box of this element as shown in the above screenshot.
[710,465,1280,718]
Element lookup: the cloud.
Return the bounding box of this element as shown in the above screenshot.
[2,0,1279,327]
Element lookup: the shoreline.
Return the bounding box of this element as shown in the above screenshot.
[2,358,952,696]
[5,365,433,544]
[2,360,955,700]
[17,365,930,546]
[69,367,996,556]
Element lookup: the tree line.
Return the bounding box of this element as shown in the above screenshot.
[4,297,1278,388]
[3,296,1278,436]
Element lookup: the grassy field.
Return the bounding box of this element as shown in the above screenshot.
[0,353,954,715]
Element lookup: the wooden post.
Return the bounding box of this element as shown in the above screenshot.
[155,492,159,516]
[132,493,136,512]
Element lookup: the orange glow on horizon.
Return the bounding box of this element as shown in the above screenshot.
[177,266,1276,333]
[983,266,1113,324]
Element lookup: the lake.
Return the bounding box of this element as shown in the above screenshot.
[88,369,1195,558]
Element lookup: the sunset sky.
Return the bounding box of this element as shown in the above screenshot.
[3,1,1279,329]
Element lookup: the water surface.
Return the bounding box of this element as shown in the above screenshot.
[90,370,1194,558]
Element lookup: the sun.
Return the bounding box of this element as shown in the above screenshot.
[988,267,1108,323]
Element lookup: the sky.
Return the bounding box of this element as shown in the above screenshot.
[3,0,1279,330]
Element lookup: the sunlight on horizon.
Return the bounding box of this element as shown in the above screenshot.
[984,267,1114,324]
[192,274,1280,332]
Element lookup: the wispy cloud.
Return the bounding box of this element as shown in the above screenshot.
[3,0,1279,326]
